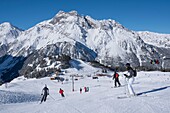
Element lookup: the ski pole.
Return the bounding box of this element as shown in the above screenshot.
[38,94,43,104]
[124,76,127,94]
[49,95,55,100]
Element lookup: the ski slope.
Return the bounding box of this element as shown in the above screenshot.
[0,63,170,113]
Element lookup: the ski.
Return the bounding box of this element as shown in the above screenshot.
[111,85,125,88]
[117,94,148,99]
[117,96,129,99]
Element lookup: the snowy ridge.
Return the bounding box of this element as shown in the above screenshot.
[1,10,170,82]
[138,31,170,48]
[1,11,170,61]
[0,22,22,45]
[0,22,23,57]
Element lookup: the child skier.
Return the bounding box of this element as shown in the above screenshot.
[59,88,65,97]
[113,71,121,87]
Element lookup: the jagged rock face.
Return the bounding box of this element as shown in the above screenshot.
[0,10,170,81]
[0,55,25,82]
[40,42,97,61]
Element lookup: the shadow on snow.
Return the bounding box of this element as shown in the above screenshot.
[137,86,170,96]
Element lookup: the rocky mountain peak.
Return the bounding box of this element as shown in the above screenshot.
[0,22,23,31]
[0,22,12,28]
[1,11,170,82]
[0,22,23,45]
[49,10,80,25]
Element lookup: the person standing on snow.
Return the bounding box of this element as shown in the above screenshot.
[124,63,136,96]
[59,88,65,97]
[80,87,82,94]
[84,87,89,92]
[40,84,49,103]
[113,70,121,88]
[84,87,87,92]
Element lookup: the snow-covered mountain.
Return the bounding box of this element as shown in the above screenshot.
[0,22,22,44]
[0,10,170,82]
[0,22,23,57]
[138,31,170,48]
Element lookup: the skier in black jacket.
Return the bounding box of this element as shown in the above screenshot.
[40,84,49,103]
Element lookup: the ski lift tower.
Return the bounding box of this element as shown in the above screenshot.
[70,74,75,92]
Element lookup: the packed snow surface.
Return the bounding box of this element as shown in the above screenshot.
[0,61,170,113]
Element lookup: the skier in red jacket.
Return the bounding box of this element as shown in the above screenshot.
[113,71,121,88]
[59,88,65,97]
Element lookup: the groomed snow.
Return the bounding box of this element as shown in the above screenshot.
[0,61,170,113]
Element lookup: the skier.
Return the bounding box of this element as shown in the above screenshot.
[80,87,82,94]
[84,87,89,92]
[124,63,136,96]
[84,87,87,92]
[59,88,65,97]
[113,71,121,88]
[40,84,49,103]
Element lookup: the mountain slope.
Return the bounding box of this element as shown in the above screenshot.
[0,10,170,82]
[138,31,170,48]
[0,67,170,113]
[0,22,23,57]
[6,11,169,66]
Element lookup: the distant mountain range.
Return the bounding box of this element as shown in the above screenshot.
[0,10,170,83]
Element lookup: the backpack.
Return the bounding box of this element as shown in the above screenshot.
[133,69,137,77]
[115,73,119,78]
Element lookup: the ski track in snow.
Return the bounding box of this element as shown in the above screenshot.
[0,90,40,104]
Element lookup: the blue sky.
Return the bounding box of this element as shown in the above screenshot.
[0,0,170,34]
